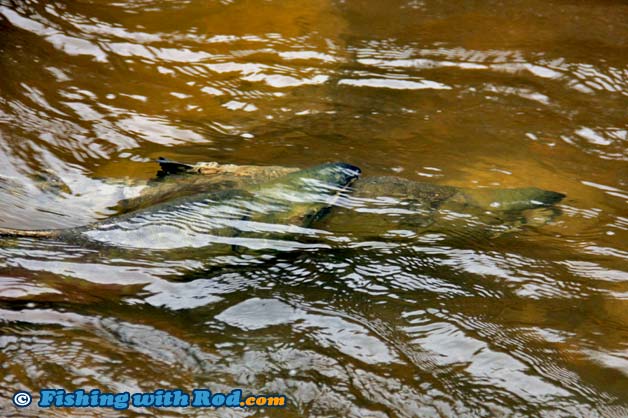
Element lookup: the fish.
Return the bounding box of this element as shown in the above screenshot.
[326,175,565,237]
[352,175,565,211]
[0,159,566,247]
[120,161,565,216]
[114,159,299,214]
[0,162,361,251]
[119,163,566,243]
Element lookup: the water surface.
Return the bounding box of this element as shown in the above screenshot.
[0,0,627,416]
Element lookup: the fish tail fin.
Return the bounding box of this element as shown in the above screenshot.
[456,187,566,211]
[0,227,62,238]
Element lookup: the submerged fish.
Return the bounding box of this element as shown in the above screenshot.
[315,175,565,239]
[351,175,565,211]
[118,159,565,216]
[113,159,299,213]
[0,158,566,248]
[0,163,361,251]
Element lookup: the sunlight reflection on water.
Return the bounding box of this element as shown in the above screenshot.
[0,0,627,416]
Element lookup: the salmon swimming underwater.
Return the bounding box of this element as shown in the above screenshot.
[0,163,361,250]
[113,159,299,213]
[136,159,566,241]
[119,158,565,215]
[0,159,566,249]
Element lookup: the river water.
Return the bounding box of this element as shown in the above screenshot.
[0,1,627,416]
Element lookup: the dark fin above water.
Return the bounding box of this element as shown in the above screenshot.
[0,227,62,238]
[156,157,195,177]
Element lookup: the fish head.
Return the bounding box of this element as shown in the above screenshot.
[250,162,361,227]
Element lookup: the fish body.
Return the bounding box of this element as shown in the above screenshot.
[316,174,565,239]
[0,159,565,246]
[351,175,564,211]
[0,163,361,250]
[114,161,299,213]
[451,186,565,211]
[124,162,564,215]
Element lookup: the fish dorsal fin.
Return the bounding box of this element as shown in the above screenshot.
[156,157,195,177]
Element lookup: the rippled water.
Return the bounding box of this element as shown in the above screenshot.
[1,0,627,416]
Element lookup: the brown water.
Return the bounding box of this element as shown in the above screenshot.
[1,0,627,416]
